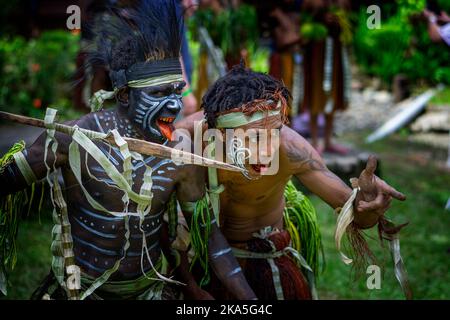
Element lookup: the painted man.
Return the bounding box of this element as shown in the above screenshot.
[0,1,255,300]
[176,64,406,300]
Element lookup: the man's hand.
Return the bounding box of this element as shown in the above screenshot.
[352,156,406,229]
[183,280,215,300]
[439,11,450,23]
[423,9,436,21]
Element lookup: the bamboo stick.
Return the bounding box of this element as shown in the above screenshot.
[0,111,244,173]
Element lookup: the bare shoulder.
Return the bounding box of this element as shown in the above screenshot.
[167,132,205,183]
[280,125,314,162]
[280,125,309,149]
[73,110,106,131]
[280,125,325,174]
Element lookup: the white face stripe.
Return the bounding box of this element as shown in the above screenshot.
[127,74,184,88]
[134,91,183,140]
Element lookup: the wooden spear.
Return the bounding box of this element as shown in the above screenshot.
[0,111,244,173]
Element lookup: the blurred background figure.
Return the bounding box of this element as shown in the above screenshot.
[268,1,301,102]
[180,0,199,116]
[72,0,116,112]
[298,0,352,154]
[189,0,258,105]
[73,0,142,112]
[423,8,450,46]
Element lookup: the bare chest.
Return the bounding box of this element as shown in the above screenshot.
[218,171,290,214]
[64,141,180,214]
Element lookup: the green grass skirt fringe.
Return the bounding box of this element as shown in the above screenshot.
[0,141,43,295]
[284,180,324,276]
[189,193,212,287]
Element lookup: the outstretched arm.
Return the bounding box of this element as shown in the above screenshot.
[0,124,73,196]
[423,9,444,43]
[0,120,75,295]
[284,133,352,208]
[284,130,405,229]
[176,164,256,300]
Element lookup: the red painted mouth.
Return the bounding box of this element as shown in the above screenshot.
[157,117,175,141]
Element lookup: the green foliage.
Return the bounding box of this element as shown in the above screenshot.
[249,48,270,73]
[189,4,259,58]
[299,7,355,44]
[0,214,53,300]
[0,30,80,119]
[353,0,450,85]
[300,22,328,41]
[396,0,426,18]
[298,9,329,42]
[430,87,450,105]
[354,13,410,83]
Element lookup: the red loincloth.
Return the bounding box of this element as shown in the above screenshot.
[208,229,312,300]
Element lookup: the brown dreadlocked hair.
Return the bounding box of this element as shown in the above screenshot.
[202,62,291,128]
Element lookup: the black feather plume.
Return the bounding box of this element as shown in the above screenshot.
[88,0,183,72]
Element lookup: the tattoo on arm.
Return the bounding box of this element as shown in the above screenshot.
[286,145,348,188]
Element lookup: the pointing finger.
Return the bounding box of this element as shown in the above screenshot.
[380,180,406,201]
[364,155,378,175]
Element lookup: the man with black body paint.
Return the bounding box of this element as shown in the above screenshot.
[0,0,255,300]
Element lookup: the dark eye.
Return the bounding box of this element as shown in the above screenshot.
[175,82,186,94]
[150,91,165,98]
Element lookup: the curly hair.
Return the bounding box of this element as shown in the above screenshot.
[201,62,291,128]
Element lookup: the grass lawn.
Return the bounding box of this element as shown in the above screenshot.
[314,133,449,299]
[1,134,449,300]
[1,215,53,300]
[430,86,450,106]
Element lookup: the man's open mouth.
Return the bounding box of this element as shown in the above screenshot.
[156,117,175,141]
[251,164,268,174]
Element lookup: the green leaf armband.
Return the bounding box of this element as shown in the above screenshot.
[182,193,214,287]
[182,88,193,97]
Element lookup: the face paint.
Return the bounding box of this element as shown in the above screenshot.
[227,137,256,180]
[129,89,182,143]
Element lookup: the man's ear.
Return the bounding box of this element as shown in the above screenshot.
[117,88,129,107]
